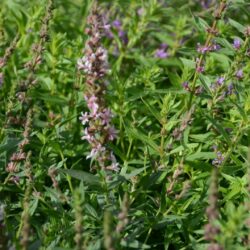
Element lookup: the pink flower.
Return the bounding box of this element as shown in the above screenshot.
[81,128,94,143]
[108,126,118,141]
[100,108,112,125]
[86,144,106,159]
[79,112,89,125]
[106,162,119,171]
[77,57,85,70]
[86,95,99,115]
[106,152,119,171]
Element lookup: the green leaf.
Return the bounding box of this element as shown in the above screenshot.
[199,74,212,94]
[125,126,159,152]
[121,239,151,249]
[228,18,245,33]
[193,16,209,31]
[31,92,68,104]
[29,198,39,216]
[85,203,98,219]
[230,99,248,122]
[121,166,149,180]
[141,98,161,123]
[168,72,182,88]
[61,169,102,188]
[180,58,195,69]
[205,114,232,146]
[170,143,199,154]
[189,133,212,142]
[154,215,185,229]
[186,152,216,161]
[0,138,19,154]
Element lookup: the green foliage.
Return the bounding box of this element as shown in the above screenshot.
[0,0,250,250]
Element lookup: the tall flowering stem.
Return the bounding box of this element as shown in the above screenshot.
[78,3,118,172]
[188,1,227,108]
[0,33,19,137]
[0,33,19,72]
[204,168,222,250]
[5,0,54,177]
[73,189,85,250]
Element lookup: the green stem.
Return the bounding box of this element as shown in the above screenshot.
[59,150,74,193]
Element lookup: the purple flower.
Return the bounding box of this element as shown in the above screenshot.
[200,0,212,8]
[224,83,234,96]
[197,43,210,54]
[227,84,234,95]
[211,43,221,51]
[196,58,205,73]
[196,66,205,73]
[233,39,241,49]
[113,20,122,29]
[102,14,114,39]
[235,69,243,79]
[182,81,190,91]
[155,49,168,58]
[118,30,128,44]
[155,43,169,59]
[212,151,224,166]
[216,77,225,86]
[197,43,220,54]
[108,19,128,45]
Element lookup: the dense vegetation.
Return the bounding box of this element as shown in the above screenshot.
[0,0,250,249]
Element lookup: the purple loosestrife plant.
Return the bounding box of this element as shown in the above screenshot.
[78,3,119,172]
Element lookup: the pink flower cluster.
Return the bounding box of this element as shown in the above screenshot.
[79,95,119,171]
[77,47,108,78]
[78,4,119,172]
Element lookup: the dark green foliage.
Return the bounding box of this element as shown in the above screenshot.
[0,0,250,249]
